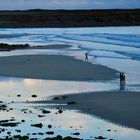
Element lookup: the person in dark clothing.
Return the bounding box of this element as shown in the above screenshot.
[122,73,125,84]
[120,72,126,90]
[120,72,125,83]
[85,52,88,62]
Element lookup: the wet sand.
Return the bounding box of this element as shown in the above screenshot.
[0,55,117,81]
[35,44,72,49]
[38,91,140,130]
[0,45,139,134]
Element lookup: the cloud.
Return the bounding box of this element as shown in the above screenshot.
[0,0,140,10]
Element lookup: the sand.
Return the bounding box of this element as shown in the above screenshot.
[0,34,26,38]
[34,44,72,49]
[0,55,117,81]
[0,49,139,133]
[34,91,140,131]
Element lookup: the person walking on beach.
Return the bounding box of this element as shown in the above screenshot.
[85,52,88,62]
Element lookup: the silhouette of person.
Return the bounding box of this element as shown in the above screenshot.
[122,73,125,84]
[85,52,88,62]
[120,72,125,90]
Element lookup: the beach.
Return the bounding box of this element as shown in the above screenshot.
[0,27,140,139]
[40,91,140,131]
[0,47,139,131]
[0,54,117,81]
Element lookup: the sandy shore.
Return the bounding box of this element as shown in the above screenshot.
[0,55,117,81]
[33,91,140,131]
[35,44,72,49]
[1,51,139,132]
[0,34,26,38]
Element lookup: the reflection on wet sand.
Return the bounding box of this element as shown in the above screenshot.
[0,77,140,139]
[0,101,140,140]
[0,76,121,101]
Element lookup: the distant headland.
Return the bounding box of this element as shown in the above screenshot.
[0,9,140,28]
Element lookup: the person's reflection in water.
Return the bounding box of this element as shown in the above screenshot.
[120,82,125,91]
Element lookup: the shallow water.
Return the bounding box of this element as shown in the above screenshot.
[1,103,140,140]
[0,76,118,102]
[0,76,139,102]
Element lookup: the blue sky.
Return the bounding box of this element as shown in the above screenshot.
[0,0,140,10]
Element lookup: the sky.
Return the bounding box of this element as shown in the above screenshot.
[0,0,140,10]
